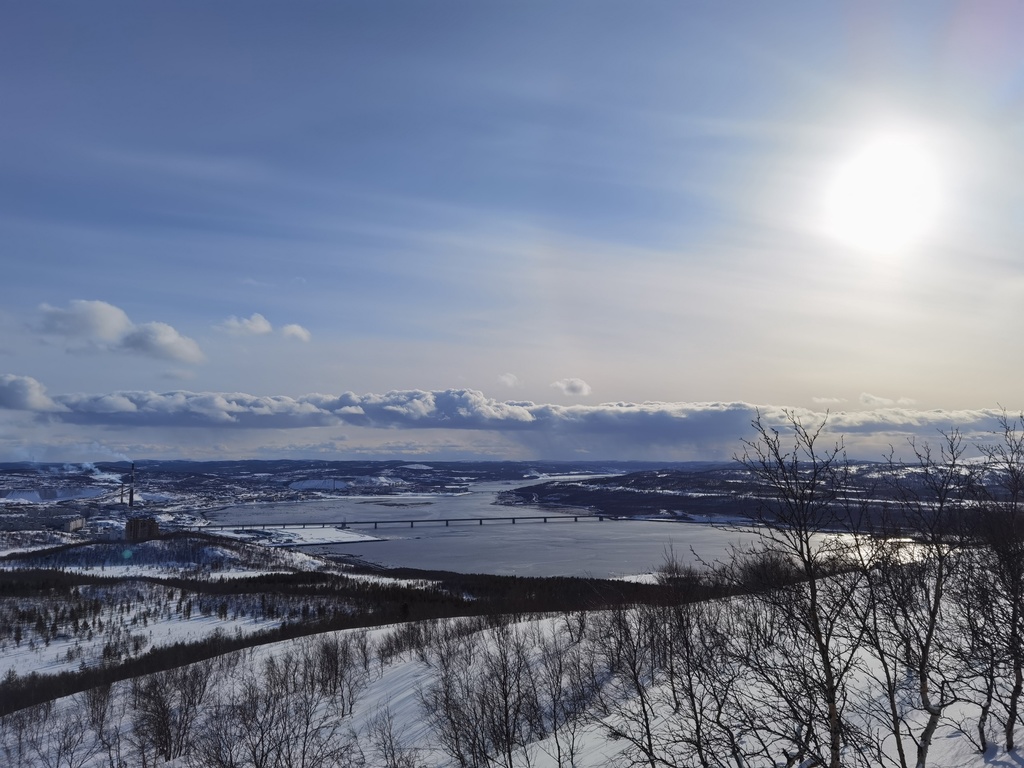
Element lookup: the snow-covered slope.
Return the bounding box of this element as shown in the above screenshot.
[2,606,1011,768]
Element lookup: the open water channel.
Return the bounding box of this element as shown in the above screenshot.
[205,478,761,579]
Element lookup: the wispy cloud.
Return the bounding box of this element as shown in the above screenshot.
[860,392,917,407]
[161,369,197,381]
[498,373,521,388]
[36,300,203,364]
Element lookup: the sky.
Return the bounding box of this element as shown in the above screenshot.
[3,1,1024,463]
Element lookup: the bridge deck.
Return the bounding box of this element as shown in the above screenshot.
[205,514,605,531]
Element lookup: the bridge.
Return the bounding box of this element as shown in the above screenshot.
[204,514,606,532]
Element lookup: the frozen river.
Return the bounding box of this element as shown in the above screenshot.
[205,478,761,579]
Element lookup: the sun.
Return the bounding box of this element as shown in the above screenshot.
[822,132,942,254]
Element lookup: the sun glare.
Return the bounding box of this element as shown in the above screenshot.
[822,132,942,254]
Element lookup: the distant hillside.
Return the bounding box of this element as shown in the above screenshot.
[496,462,894,523]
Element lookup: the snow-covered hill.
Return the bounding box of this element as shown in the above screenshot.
[1,606,1005,768]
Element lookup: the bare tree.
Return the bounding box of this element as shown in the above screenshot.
[130,659,215,763]
[947,551,1001,754]
[736,409,868,768]
[367,703,427,768]
[189,697,251,768]
[592,604,662,768]
[481,623,542,768]
[418,626,490,767]
[83,681,128,768]
[43,709,97,768]
[857,430,977,768]
[20,698,99,768]
[660,598,755,768]
[309,634,369,715]
[2,703,44,767]
[560,609,588,645]
[974,410,1024,751]
[191,646,362,768]
[419,620,543,768]
[534,622,593,768]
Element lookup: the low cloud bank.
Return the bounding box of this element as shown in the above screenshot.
[0,375,1011,458]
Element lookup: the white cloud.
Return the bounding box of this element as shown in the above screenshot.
[38,300,132,342]
[551,378,592,397]
[498,373,521,388]
[118,322,205,363]
[218,313,273,336]
[35,300,203,364]
[281,323,312,342]
[0,374,65,412]
[215,314,310,342]
[812,396,846,405]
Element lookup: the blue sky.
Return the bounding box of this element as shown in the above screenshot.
[3,1,1024,462]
